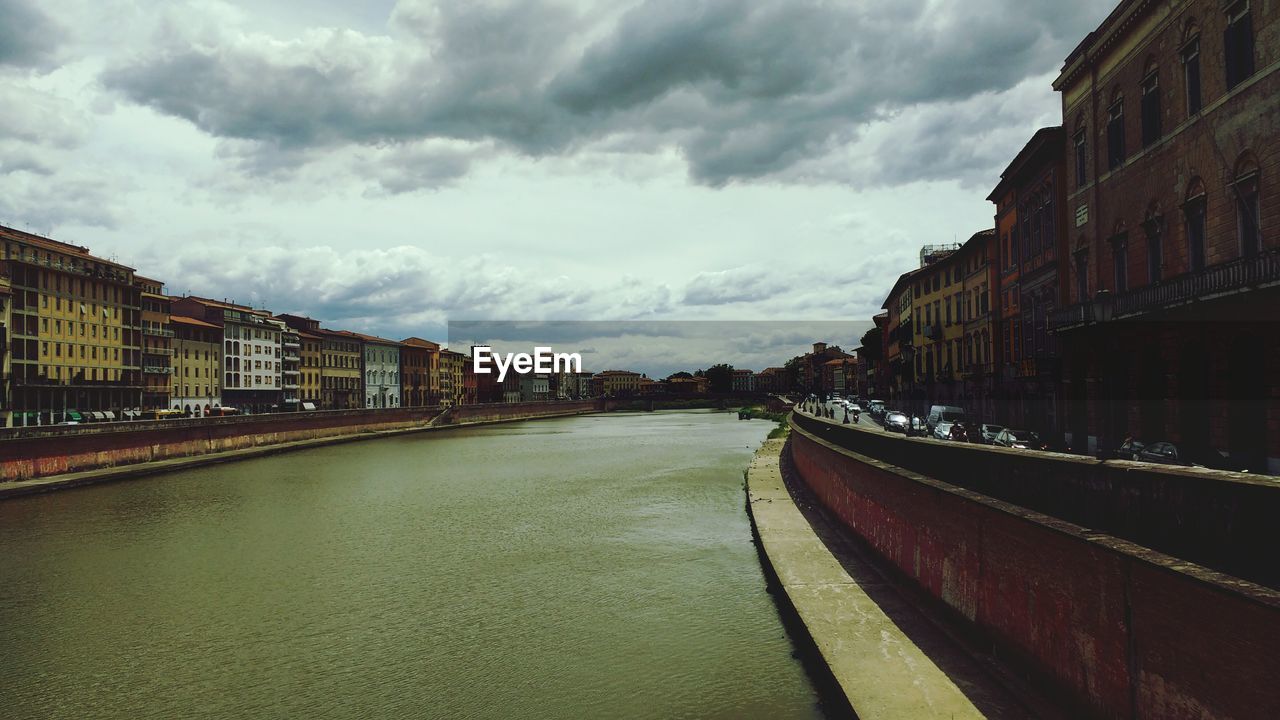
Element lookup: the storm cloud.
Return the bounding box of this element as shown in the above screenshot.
[101,0,1114,188]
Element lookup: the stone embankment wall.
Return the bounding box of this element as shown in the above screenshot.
[787,414,1280,719]
[1,401,601,483]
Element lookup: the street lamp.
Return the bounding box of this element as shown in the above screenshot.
[901,345,916,418]
[1091,288,1114,324]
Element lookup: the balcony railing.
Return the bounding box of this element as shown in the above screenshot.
[143,366,173,375]
[922,323,942,340]
[143,327,175,337]
[283,383,300,390]
[1052,248,1280,331]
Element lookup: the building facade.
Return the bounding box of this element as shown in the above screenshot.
[439,349,466,406]
[1051,0,1280,470]
[989,127,1069,437]
[320,329,362,410]
[172,297,283,413]
[281,324,301,411]
[400,337,440,406]
[136,276,173,412]
[958,230,999,423]
[170,314,222,416]
[2,225,143,425]
[359,335,402,408]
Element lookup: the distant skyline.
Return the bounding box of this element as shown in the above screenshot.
[1,0,1116,349]
[448,320,867,378]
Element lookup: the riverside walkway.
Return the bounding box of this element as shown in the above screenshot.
[747,437,1049,719]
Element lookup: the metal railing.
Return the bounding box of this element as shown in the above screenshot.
[143,327,175,337]
[1052,248,1280,330]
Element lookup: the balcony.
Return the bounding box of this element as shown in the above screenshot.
[962,362,993,380]
[142,366,173,375]
[283,383,300,390]
[283,340,301,349]
[1052,248,1280,331]
[143,327,175,338]
[283,352,300,361]
[921,323,942,341]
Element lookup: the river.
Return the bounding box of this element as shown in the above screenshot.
[0,410,823,719]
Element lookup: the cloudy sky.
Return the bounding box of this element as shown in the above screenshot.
[0,0,1114,370]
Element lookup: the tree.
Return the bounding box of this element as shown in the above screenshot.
[704,363,735,393]
[859,327,882,367]
[668,371,693,380]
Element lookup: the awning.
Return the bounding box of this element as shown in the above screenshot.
[91,411,106,420]
[302,402,316,411]
[67,411,83,421]
[103,411,116,420]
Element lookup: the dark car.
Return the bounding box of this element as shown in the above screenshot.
[993,428,1046,450]
[1113,438,1146,460]
[947,422,972,443]
[868,400,886,419]
[1136,441,1248,471]
[977,423,1004,444]
[884,411,910,434]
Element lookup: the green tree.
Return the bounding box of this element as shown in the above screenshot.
[704,363,735,393]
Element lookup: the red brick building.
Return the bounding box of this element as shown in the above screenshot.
[988,127,1069,436]
[1051,0,1279,470]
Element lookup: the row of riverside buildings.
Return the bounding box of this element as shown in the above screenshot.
[0,224,787,426]
[861,0,1278,473]
[0,225,616,426]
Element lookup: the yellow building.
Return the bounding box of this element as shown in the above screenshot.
[439,349,466,406]
[912,243,967,409]
[1,274,11,427]
[297,328,323,409]
[320,329,362,409]
[1,224,142,425]
[592,370,645,397]
[171,314,222,415]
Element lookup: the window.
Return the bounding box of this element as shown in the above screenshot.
[1141,70,1161,147]
[1182,36,1202,115]
[1185,188,1207,272]
[1236,174,1261,258]
[1112,233,1129,293]
[1144,215,1163,283]
[1225,2,1255,90]
[1074,129,1087,187]
[1107,96,1126,170]
[1074,252,1089,302]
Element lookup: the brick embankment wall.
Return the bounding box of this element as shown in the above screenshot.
[787,415,1280,720]
[791,411,1280,588]
[445,399,600,424]
[0,401,602,483]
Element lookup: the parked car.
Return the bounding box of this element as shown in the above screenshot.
[993,428,1046,450]
[868,400,886,420]
[1113,438,1147,460]
[932,421,954,440]
[925,405,967,433]
[1135,441,1248,471]
[884,411,910,434]
[947,422,972,443]
[977,423,1004,444]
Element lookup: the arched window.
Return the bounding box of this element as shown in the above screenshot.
[1183,177,1207,272]
[1143,202,1164,283]
[1110,221,1129,293]
[1225,1,1255,90]
[1182,20,1202,115]
[1074,114,1088,188]
[1107,89,1126,169]
[1234,152,1261,258]
[1141,59,1161,147]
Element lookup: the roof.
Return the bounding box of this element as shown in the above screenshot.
[349,332,402,346]
[987,127,1065,201]
[171,314,219,329]
[0,224,136,271]
[401,336,441,350]
[880,268,923,310]
[174,295,254,312]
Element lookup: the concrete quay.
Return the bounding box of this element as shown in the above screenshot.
[746,437,1044,719]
